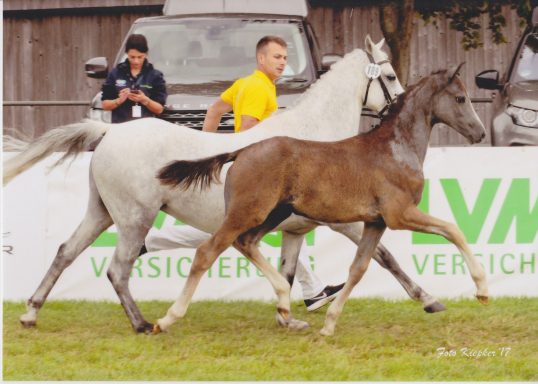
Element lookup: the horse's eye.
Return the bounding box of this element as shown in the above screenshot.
[386,74,396,81]
[456,96,466,103]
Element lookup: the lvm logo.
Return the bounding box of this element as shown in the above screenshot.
[411,178,537,276]
[89,213,317,278]
[413,178,537,245]
[91,211,315,248]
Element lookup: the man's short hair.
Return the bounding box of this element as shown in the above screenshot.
[125,34,149,53]
[256,36,287,54]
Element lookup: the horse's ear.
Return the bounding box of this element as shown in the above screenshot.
[449,62,466,83]
[365,34,374,54]
[375,38,386,50]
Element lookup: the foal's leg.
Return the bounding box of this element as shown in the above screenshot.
[154,224,242,333]
[20,177,113,328]
[320,222,387,336]
[234,239,308,330]
[327,222,445,313]
[398,206,488,302]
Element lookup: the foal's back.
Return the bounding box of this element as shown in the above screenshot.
[225,134,400,224]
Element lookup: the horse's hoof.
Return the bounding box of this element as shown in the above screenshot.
[476,295,489,305]
[288,318,309,331]
[152,323,163,335]
[20,319,36,328]
[319,327,334,337]
[20,314,37,328]
[136,322,155,334]
[423,301,446,313]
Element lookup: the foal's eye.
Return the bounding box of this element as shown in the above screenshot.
[386,74,396,81]
[456,96,466,103]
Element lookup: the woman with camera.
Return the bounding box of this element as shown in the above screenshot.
[101,34,167,123]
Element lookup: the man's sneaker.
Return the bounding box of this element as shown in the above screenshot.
[304,283,345,312]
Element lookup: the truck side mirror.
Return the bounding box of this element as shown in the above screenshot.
[475,69,502,90]
[85,57,108,79]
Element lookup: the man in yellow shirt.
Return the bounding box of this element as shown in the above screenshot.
[202,35,284,132]
[145,36,344,311]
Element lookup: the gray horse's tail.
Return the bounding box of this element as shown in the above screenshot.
[157,149,242,191]
[3,120,110,185]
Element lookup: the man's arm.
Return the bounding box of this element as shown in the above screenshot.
[203,99,233,132]
[240,115,260,131]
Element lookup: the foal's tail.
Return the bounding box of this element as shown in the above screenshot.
[3,120,110,185]
[157,149,242,190]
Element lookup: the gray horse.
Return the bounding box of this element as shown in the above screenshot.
[5,37,444,333]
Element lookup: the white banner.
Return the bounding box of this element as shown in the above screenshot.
[3,147,537,302]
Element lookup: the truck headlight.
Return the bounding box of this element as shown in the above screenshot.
[506,104,538,128]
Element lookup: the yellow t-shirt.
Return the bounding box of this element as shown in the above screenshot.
[220,70,277,132]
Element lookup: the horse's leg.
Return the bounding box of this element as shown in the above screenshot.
[397,206,488,302]
[106,218,155,333]
[320,221,386,336]
[234,240,309,331]
[20,177,113,328]
[154,224,242,333]
[279,230,305,287]
[327,222,445,313]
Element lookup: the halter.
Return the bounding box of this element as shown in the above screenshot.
[363,52,399,118]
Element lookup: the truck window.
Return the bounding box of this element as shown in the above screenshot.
[123,19,314,86]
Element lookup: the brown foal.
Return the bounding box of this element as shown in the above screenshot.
[156,64,488,336]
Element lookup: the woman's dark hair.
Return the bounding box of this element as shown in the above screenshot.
[125,34,148,53]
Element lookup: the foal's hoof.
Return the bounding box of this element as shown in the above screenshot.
[476,295,489,305]
[319,326,334,337]
[20,314,37,328]
[423,301,446,313]
[275,313,309,331]
[136,322,155,334]
[152,323,163,335]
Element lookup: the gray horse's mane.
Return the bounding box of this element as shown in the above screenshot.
[287,49,369,110]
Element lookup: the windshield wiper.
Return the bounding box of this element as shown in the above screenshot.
[278,77,308,84]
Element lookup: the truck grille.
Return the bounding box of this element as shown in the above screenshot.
[160,110,235,132]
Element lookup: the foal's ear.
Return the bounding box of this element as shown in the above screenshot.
[448,62,466,83]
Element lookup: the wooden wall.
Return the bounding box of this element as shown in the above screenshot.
[3,1,527,144]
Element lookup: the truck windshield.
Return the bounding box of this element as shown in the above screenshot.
[512,33,538,83]
[124,18,313,86]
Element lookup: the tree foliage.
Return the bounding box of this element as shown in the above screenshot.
[416,0,536,50]
[310,0,536,85]
[310,0,536,51]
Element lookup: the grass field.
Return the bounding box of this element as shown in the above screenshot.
[3,298,538,381]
